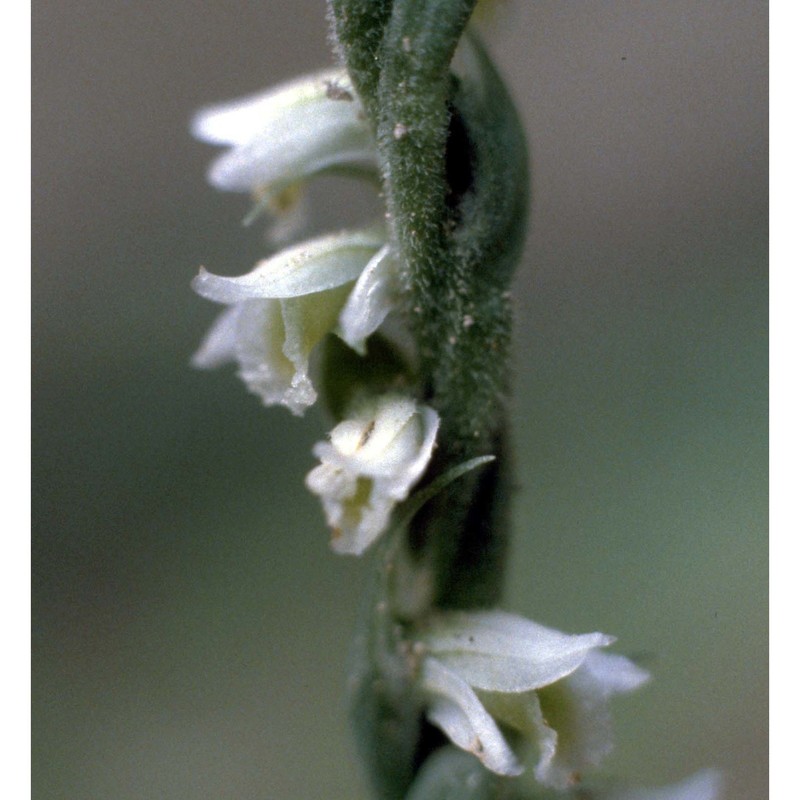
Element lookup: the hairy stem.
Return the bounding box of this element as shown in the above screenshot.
[329,2,528,797]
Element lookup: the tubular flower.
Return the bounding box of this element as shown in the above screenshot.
[305,394,440,555]
[192,227,395,415]
[415,610,650,789]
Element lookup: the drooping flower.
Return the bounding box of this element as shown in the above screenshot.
[415,610,650,789]
[192,227,394,414]
[305,394,440,555]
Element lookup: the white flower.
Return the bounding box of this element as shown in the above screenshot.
[191,67,377,194]
[416,610,650,789]
[305,394,440,555]
[191,227,392,414]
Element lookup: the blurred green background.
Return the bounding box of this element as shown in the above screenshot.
[32,2,767,798]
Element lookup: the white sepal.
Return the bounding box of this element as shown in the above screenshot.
[191,68,376,193]
[192,70,350,146]
[419,610,614,693]
[191,303,241,370]
[192,227,386,304]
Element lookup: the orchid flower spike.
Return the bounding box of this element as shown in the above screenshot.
[415,610,650,789]
[192,227,396,415]
[305,394,439,555]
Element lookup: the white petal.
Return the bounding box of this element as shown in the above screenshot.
[327,396,416,463]
[191,69,376,193]
[326,397,439,492]
[381,404,440,498]
[305,462,356,503]
[191,297,309,413]
[227,299,306,413]
[532,651,649,789]
[422,657,523,777]
[576,650,651,696]
[478,688,556,775]
[305,460,395,556]
[332,489,394,556]
[337,245,401,354]
[192,228,385,304]
[191,304,241,369]
[420,611,614,693]
[532,684,595,789]
[599,771,723,800]
[206,107,375,193]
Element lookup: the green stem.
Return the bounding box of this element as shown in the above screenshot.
[329,2,529,797]
[376,0,485,453]
[328,0,393,123]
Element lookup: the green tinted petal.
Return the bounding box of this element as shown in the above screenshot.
[279,283,354,411]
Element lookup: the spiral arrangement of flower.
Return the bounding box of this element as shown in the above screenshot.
[190,3,721,798]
